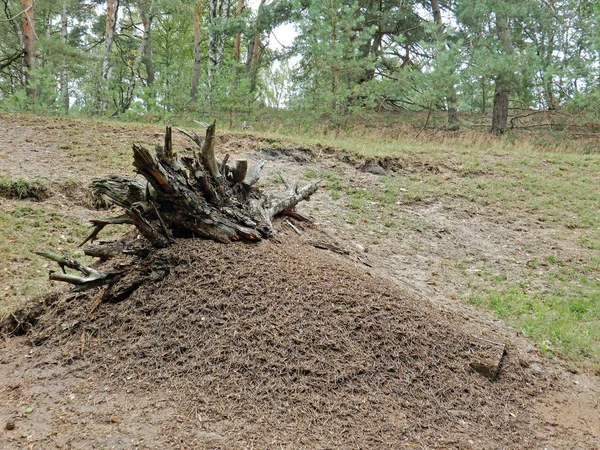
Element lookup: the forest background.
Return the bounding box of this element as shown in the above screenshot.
[1,0,599,135]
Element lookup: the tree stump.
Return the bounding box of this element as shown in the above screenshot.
[38,123,320,301]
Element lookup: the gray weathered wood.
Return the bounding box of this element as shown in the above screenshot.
[81,124,318,245]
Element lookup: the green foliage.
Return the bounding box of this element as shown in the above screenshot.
[470,289,600,366]
[0,0,599,119]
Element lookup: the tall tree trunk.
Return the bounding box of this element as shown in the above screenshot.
[120,0,154,115]
[207,0,217,92]
[60,1,69,113]
[542,33,556,110]
[215,0,231,68]
[248,33,261,93]
[233,0,244,64]
[245,0,265,94]
[21,0,35,98]
[102,0,119,82]
[431,0,459,130]
[206,0,231,93]
[481,76,486,115]
[491,15,513,135]
[491,83,509,134]
[140,4,154,87]
[191,0,203,102]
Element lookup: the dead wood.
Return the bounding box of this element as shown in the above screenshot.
[469,340,507,381]
[86,123,319,245]
[36,251,120,292]
[309,241,350,255]
[38,122,318,301]
[80,215,132,246]
[83,241,125,260]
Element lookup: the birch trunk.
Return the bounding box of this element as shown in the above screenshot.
[120,0,154,115]
[140,5,154,86]
[431,0,459,130]
[102,0,119,82]
[207,0,231,93]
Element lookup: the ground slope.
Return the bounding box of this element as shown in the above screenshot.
[1,113,599,449]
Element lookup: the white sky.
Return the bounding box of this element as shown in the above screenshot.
[247,0,298,50]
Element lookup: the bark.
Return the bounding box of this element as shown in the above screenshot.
[140,4,155,86]
[207,0,216,91]
[216,0,231,68]
[102,0,119,82]
[35,251,121,292]
[191,0,203,102]
[481,76,486,115]
[60,1,69,113]
[491,15,513,135]
[86,124,319,245]
[491,84,509,134]
[233,0,244,64]
[542,33,556,110]
[118,0,154,115]
[21,0,35,98]
[204,0,233,92]
[431,0,459,130]
[245,0,265,93]
[249,33,261,93]
[491,17,514,134]
[207,0,232,92]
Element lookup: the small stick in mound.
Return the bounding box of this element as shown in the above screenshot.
[35,251,120,292]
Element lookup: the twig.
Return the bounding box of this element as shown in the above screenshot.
[80,214,132,246]
[285,220,302,235]
[277,170,290,189]
[0,5,30,22]
[149,200,173,240]
[220,154,230,174]
[36,251,120,292]
[412,103,432,141]
[89,287,108,318]
[176,127,203,147]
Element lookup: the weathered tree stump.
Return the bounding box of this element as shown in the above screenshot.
[38,123,320,301]
[87,123,319,246]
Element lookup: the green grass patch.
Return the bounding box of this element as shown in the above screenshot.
[470,290,600,369]
[0,177,48,201]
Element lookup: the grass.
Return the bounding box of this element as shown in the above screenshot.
[0,177,48,201]
[0,203,128,321]
[470,289,600,365]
